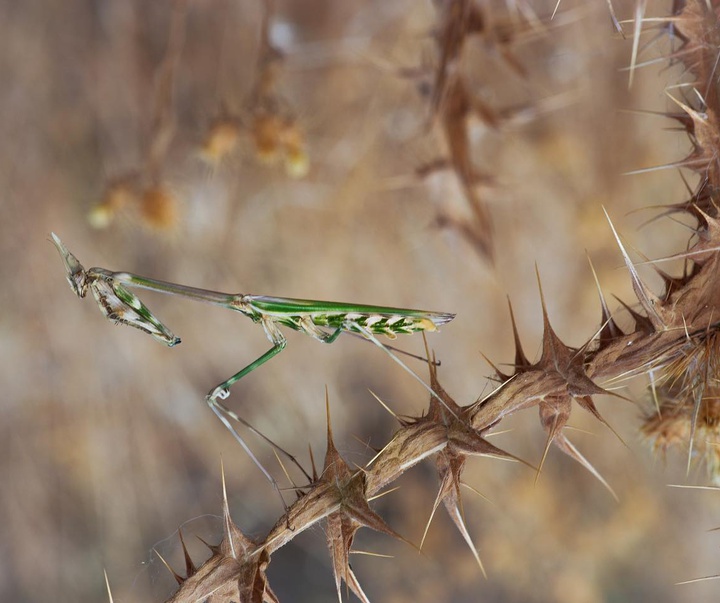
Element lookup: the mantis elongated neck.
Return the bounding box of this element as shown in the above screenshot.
[109,270,243,308]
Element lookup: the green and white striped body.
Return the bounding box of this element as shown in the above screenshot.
[237,295,454,342]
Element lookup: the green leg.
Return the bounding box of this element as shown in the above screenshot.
[319,327,342,344]
[205,340,289,505]
[208,340,287,401]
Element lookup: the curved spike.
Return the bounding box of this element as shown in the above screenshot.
[535,265,574,369]
[308,443,318,483]
[633,247,692,301]
[507,297,531,371]
[535,412,565,485]
[326,517,371,603]
[479,350,512,382]
[575,395,629,449]
[686,369,708,478]
[195,535,221,556]
[220,459,235,558]
[220,459,247,560]
[603,207,666,330]
[666,91,708,126]
[692,204,720,244]
[442,487,486,578]
[419,490,442,554]
[323,387,341,473]
[613,295,655,333]
[177,528,197,579]
[367,389,405,425]
[535,413,559,487]
[436,453,487,577]
[586,253,623,344]
[153,548,184,585]
[555,435,618,502]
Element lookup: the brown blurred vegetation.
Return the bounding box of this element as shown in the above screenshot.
[1,0,718,601]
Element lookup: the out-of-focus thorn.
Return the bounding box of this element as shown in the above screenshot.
[628,0,648,88]
[103,570,115,603]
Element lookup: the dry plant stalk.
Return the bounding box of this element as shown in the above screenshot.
[199,0,309,177]
[88,0,187,231]
[146,1,720,600]
[635,0,720,482]
[401,1,541,262]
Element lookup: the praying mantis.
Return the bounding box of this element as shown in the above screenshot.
[50,234,455,493]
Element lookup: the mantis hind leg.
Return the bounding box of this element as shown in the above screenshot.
[208,340,287,400]
[348,321,458,420]
[206,397,282,497]
[205,339,311,509]
[319,327,342,344]
[206,394,312,510]
[297,316,342,344]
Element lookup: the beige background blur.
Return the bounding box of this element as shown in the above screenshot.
[1,1,717,602]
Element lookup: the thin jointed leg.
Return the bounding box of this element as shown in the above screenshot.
[349,322,458,420]
[319,327,342,344]
[206,341,288,504]
[208,341,287,400]
[210,395,312,482]
[207,402,281,493]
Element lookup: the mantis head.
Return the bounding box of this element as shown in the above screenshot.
[50,233,88,298]
[50,233,180,347]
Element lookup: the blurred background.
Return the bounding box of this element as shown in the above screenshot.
[1,0,718,601]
